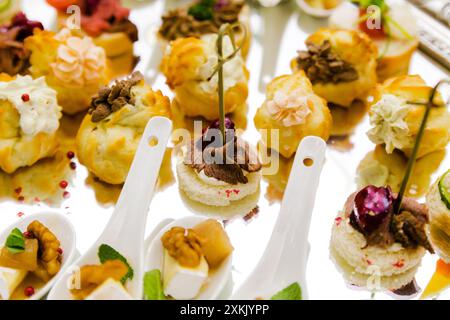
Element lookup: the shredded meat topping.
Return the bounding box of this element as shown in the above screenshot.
[185,130,262,185]
[88,71,143,122]
[158,1,244,41]
[295,40,358,84]
[347,193,433,252]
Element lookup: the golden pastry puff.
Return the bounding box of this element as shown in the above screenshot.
[0,73,62,173]
[24,28,112,115]
[161,34,249,120]
[367,75,450,159]
[291,28,378,107]
[76,73,171,185]
[254,71,332,158]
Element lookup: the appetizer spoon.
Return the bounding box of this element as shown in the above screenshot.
[48,116,172,300]
[145,216,233,300]
[232,136,326,300]
[0,212,77,300]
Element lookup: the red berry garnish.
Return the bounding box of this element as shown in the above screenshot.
[69,162,77,170]
[18,196,25,202]
[59,180,68,189]
[57,247,63,255]
[14,187,22,194]
[63,191,70,199]
[66,151,75,159]
[23,231,32,238]
[17,212,24,217]
[21,94,30,102]
[24,286,35,297]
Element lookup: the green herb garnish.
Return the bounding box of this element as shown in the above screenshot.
[188,0,215,21]
[271,283,302,300]
[5,228,25,254]
[98,244,134,284]
[143,269,166,300]
[438,169,450,210]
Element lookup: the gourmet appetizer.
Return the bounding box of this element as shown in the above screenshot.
[47,0,138,77]
[0,0,21,24]
[178,117,261,208]
[161,34,248,120]
[329,0,419,81]
[0,12,43,76]
[254,72,332,158]
[0,74,62,173]
[357,145,445,198]
[426,170,450,263]
[76,72,171,185]
[291,28,378,108]
[330,185,433,291]
[70,244,133,300]
[367,75,450,159]
[158,0,251,58]
[145,218,233,300]
[24,28,112,114]
[0,221,62,299]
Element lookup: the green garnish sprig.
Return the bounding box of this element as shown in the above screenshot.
[207,22,247,145]
[271,282,302,300]
[188,0,216,21]
[98,244,134,284]
[394,79,450,214]
[5,228,25,254]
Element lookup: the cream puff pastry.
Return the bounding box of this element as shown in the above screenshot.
[0,73,62,173]
[159,0,251,59]
[76,72,171,185]
[161,34,248,120]
[330,186,433,290]
[329,0,419,81]
[426,171,450,263]
[47,0,138,77]
[367,75,450,159]
[254,71,332,158]
[24,28,112,115]
[291,28,378,107]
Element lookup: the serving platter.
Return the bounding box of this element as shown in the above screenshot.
[0,0,449,300]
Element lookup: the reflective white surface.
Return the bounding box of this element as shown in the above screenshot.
[0,0,449,300]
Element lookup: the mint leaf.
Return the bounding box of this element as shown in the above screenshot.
[143,269,166,300]
[271,283,302,300]
[5,228,25,254]
[188,0,216,21]
[98,244,134,284]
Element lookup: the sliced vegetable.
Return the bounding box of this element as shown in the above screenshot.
[98,244,134,284]
[143,269,166,300]
[438,170,450,210]
[271,282,302,300]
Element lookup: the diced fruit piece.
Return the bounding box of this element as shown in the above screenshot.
[0,239,38,271]
[438,169,450,210]
[163,250,208,300]
[421,259,450,299]
[193,219,233,269]
[0,267,28,300]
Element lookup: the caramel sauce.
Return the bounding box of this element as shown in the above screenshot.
[10,273,48,300]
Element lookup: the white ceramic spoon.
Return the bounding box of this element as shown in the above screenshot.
[231,136,326,300]
[145,216,233,300]
[0,212,77,300]
[47,116,172,300]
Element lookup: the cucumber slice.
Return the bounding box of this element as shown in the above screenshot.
[0,0,12,13]
[438,169,450,210]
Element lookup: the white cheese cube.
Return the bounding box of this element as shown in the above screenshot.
[163,249,209,300]
[0,267,27,300]
[85,278,133,300]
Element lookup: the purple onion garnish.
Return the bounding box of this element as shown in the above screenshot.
[351,185,393,234]
[208,117,235,130]
[9,12,44,41]
[214,0,230,10]
[200,117,235,150]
